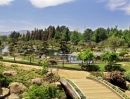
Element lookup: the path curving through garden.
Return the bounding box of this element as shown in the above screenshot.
[2,62,123,99]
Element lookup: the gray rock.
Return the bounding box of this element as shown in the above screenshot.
[0,87,9,98]
[8,82,27,94]
[3,71,17,76]
[55,82,62,89]
[5,93,19,99]
[32,78,42,86]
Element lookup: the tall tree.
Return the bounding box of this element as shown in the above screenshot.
[61,27,70,43]
[82,28,93,42]
[77,49,95,68]
[101,52,119,71]
[92,28,108,43]
[107,36,121,52]
[70,30,81,44]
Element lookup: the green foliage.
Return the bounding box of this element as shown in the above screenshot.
[90,71,104,78]
[82,28,93,42]
[82,64,100,71]
[119,51,128,56]
[41,59,49,73]
[107,36,121,52]
[77,49,95,65]
[27,85,58,99]
[0,55,3,59]
[70,30,81,44]
[9,31,21,40]
[101,52,119,66]
[0,64,42,87]
[92,27,108,43]
[125,71,130,82]
[0,73,11,87]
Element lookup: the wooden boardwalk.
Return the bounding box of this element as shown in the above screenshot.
[58,69,123,99]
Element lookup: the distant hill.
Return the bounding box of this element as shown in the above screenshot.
[0,31,11,35]
[0,30,30,36]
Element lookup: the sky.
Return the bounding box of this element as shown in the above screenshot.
[0,0,130,32]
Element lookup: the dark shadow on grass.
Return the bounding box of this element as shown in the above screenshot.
[105,64,126,72]
[81,64,100,71]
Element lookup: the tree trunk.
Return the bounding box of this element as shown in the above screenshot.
[81,60,83,69]
[30,57,31,64]
[69,56,71,63]
[14,56,16,62]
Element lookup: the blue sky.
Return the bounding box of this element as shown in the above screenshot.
[0,0,130,32]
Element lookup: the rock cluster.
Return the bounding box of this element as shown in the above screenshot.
[3,70,17,76]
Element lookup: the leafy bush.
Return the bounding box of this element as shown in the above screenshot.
[105,64,125,72]
[84,65,100,71]
[0,73,11,87]
[105,65,113,71]
[27,85,58,99]
[0,55,3,59]
[41,59,49,74]
[119,51,128,56]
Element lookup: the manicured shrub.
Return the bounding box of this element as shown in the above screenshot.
[82,64,100,71]
[105,64,125,72]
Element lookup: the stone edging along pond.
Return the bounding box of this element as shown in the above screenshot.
[89,76,130,99]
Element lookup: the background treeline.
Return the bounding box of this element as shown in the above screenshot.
[1,25,130,46]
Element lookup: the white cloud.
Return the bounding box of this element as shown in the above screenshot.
[121,4,130,15]
[0,0,15,5]
[107,0,126,10]
[29,0,76,8]
[97,0,130,15]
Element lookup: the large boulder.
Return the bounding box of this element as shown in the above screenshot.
[31,78,42,86]
[8,82,27,94]
[0,87,9,98]
[5,93,19,99]
[46,72,54,77]
[3,70,17,76]
[55,82,62,89]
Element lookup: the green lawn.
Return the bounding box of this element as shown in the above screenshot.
[2,56,130,72]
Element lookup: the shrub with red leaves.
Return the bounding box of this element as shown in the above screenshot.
[105,71,127,89]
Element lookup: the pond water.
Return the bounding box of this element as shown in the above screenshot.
[2,45,103,63]
[2,45,8,54]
